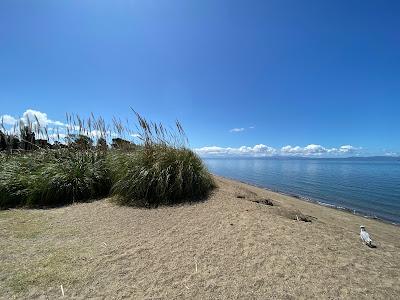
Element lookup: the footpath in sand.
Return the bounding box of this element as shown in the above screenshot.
[1,176,399,299]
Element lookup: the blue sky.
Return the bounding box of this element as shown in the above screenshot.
[0,1,399,157]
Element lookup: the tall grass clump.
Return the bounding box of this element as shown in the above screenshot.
[0,113,112,209]
[109,111,215,207]
[0,153,35,208]
[31,149,111,207]
[0,110,214,209]
[0,150,111,209]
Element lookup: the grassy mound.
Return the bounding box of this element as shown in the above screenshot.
[0,150,110,209]
[109,146,215,207]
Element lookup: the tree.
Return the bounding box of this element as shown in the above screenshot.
[96,137,108,151]
[67,134,93,150]
[0,130,7,151]
[20,126,35,150]
[111,138,135,150]
[9,135,20,150]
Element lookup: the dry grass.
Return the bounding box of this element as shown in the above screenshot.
[1,176,399,299]
[0,209,87,296]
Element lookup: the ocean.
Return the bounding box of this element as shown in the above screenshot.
[203,158,400,225]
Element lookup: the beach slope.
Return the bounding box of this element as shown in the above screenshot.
[1,176,399,299]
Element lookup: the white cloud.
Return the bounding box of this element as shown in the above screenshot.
[195,144,361,157]
[0,114,18,125]
[195,146,226,155]
[281,145,303,154]
[338,145,359,153]
[1,109,72,140]
[384,152,399,157]
[51,120,66,126]
[288,144,329,155]
[130,133,141,138]
[66,124,81,131]
[21,109,67,127]
[22,109,49,126]
[195,144,277,157]
[229,127,245,133]
[303,144,327,154]
[90,130,106,138]
[280,144,360,156]
[229,126,255,132]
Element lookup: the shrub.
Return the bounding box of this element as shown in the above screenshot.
[0,150,111,208]
[30,150,111,207]
[0,153,33,208]
[110,145,215,207]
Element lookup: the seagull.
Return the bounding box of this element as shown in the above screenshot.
[360,225,372,246]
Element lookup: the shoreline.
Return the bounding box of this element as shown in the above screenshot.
[2,175,400,298]
[213,174,400,227]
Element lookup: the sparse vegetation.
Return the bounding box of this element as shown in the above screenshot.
[0,111,214,209]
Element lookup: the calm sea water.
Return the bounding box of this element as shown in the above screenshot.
[203,158,400,224]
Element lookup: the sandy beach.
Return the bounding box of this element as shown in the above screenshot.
[1,175,399,299]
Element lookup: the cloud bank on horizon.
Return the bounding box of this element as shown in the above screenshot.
[194,144,362,157]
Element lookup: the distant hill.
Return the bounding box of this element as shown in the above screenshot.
[202,155,400,161]
[339,156,400,161]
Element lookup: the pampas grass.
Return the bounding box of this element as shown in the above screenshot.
[0,150,110,208]
[109,146,214,207]
[0,111,214,209]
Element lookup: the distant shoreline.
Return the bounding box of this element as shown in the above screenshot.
[202,156,400,161]
[215,174,400,227]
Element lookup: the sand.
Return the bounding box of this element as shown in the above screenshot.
[1,175,399,299]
